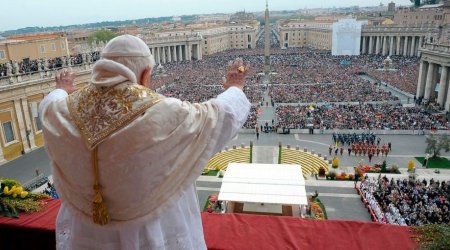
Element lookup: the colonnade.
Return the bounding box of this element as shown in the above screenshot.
[416,60,450,110]
[149,44,201,65]
[361,35,426,57]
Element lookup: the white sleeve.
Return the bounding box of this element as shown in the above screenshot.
[39,89,68,116]
[213,86,251,143]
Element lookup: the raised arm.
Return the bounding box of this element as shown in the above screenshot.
[39,69,77,115]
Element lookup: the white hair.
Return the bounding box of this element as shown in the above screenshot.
[103,55,155,80]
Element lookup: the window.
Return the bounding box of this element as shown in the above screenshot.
[0,50,5,59]
[51,43,56,51]
[2,121,15,143]
[40,45,45,53]
[61,42,65,49]
[34,113,42,131]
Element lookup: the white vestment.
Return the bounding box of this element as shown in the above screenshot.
[40,83,250,250]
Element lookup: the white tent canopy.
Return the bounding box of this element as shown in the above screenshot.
[218,163,308,206]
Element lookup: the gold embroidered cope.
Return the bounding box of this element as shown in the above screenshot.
[67,83,163,150]
[67,82,162,225]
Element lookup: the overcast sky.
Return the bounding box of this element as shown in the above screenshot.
[1,0,412,31]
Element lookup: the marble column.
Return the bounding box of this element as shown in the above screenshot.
[424,63,435,101]
[156,47,161,64]
[382,36,388,56]
[437,66,449,107]
[161,47,166,64]
[362,36,367,54]
[20,99,36,150]
[403,36,409,56]
[389,36,394,56]
[375,36,381,54]
[445,77,450,111]
[173,46,177,62]
[417,61,428,98]
[196,44,202,60]
[187,44,191,61]
[167,46,172,63]
[13,99,30,153]
[396,36,401,56]
[178,46,181,62]
[410,36,416,57]
[418,36,423,57]
[368,36,374,54]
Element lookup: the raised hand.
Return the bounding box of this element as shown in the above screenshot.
[223,58,250,90]
[55,69,77,94]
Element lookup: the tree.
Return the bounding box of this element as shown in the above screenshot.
[87,30,117,45]
[425,134,450,159]
[381,160,387,173]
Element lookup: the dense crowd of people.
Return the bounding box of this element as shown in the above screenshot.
[276,103,449,130]
[270,82,397,103]
[0,52,100,77]
[360,177,450,226]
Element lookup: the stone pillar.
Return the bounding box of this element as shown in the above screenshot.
[20,99,36,150]
[178,45,183,61]
[375,36,381,54]
[173,46,177,62]
[396,36,401,55]
[410,36,416,57]
[417,61,428,98]
[164,47,168,64]
[157,47,162,64]
[154,47,159,64]
[418,36,423,56]
[0,141,5,163]
[187,44,191,61]
[437,66,449,107]
[167,46,172,63]
[362,36,367,54]
[389,36,394,56]
[13,99,30,153]
[445,77,450,111]
[368,36,374,54]
[196,43,202,60]
[382,36,388,56]
[424,63,435,101]
[403,36,409,56]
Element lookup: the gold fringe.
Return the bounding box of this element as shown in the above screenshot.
[92,147,110,225]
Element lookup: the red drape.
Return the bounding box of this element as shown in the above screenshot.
[202,212,417,250]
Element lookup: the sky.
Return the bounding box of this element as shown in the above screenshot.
[0,0,413,32]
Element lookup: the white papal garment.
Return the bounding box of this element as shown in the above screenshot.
[40,84,250,250]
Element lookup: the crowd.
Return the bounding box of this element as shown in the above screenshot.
[270,82,397,103]
[360,177,450,226]
[0,51,100,77]
[367,56,419,94]
[276,103,450,130]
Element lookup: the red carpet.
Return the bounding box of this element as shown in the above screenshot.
[202,212,417,250]
[0,200,417,250]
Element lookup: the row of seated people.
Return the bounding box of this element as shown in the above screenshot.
[360,176,450,226]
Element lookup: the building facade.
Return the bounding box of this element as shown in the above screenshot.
[0,33,69,64]
[0,64,91,162]
[276,21,332,50]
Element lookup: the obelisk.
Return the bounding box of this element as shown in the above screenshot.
[264,0,271,81]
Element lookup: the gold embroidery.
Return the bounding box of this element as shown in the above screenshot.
[67,82,163,225]
[67,83,163,149]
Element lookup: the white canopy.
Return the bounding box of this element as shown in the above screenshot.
[218,163,308,206]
